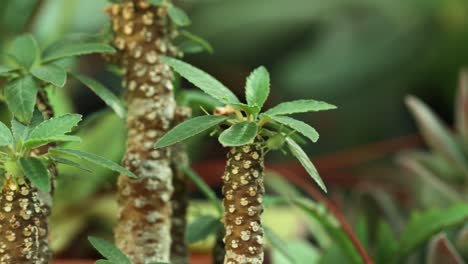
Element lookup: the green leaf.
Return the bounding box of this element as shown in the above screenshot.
[176,90,222,110]
[375,221,397,264]
[52,156,92,173]
[19,157,50,193]
[270,115,319,143]
[285,137,326,192]
[264,226,296,264]
[168,6,191,26]
[392,203,468,263]
[147,0,163,6]
[161,57,240,104]
[187,215,221,244]
[31,64,67,87]
[178,164,222,213]
[25,135,81,149]
[155,115,227,149]
[218,122,258,147]
[0,122,13,147]
[245,66,270,110]
[231,103,260,115]
[49,148,137,178]
[0,65,17,75]
[7,34,39,69]
[42,43,115,63]
[72,73,126,119]
[88,236,131,264]
[265,99,337,116]
[5,75,38,123]
[28,114,82,140]
[180,30,213,54]
[95,260,114,264]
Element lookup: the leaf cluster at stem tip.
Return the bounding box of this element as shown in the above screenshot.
[154,57,337,192]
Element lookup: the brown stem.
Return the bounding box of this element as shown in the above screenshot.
[107,1,180,263]
[222,143,265,264]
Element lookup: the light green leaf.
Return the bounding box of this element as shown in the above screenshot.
[180,30,213,54]
[7,34,39,69]
[49,148,137,178]
[270,115,319,142]
[285,137,326,192]
[231,103,260,115]
[42,43,115,63]
[245,66,270,110]
[72,73,126,119]
[28,114,82,140]
[0,65,17,75]
[264,226,296,264]
[155,115,227,149]
[187,215,221,244]
[265,99,337,116]
[88,236,131,264]
[168,6,191,26]
[52,156,92,173]
[31,64,67,87]
[19,157,50,193]
[24,135,81,149]
[0,122,13,147]
[147,0,163,6]
[161,57,240,104]
[218,122,258,147]
[5,75,38,123]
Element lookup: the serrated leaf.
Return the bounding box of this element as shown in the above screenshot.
[180,30,213,54]
[72,73,126,119]
[19,157,50,193]
[168,6,191,26]
[392,203,468,263]
[218,122,258,147]
[88,236,131,264]
[147,0,163,6]
[25,135,81,149]
[270,115,319,143]
[49,148,137,178]
[162,57,240,104]
[52,156,92,173]
[42,43,115,63]
[427,233,464,264]
[187,215,221,243]
[264,226,296,264]
[406,95,468,173]
[265,99,337,116]
[28,114,82,140]
[0,122,13,147]
[7,34,39,69]
[155,115,227,149]
[5,75,38,123]
[245,66,270,110]
[31,64,67,87]
[285,137,326,192]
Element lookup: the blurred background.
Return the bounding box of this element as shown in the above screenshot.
[2,0,468,262]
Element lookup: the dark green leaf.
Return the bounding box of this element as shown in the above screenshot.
[24,135,81,149]
[147,0,163,6]
[375,221,397,264]
[187,215,221,243]
[0,122,13,146]
[49,148,137,178]
[7,34,39,69]
[180,30,213,54]
[270,115,319,143]
[11,119,28,142]
[19,157,50,193]
[88,236,131,264]
[28,114,82,140]
[5,75,38,123]
[264,226,296,264]
[72,73,126,119]
[176,90,222,110]
[245,66,270,110]
[218,122,258,147]
[285,137,326,192]
[265,99,337,116]
[52,156,92,173]
[155,115,227,149]
[42,43,115,63]
[231,103,260,115]
[168,6,191,26]
[161,57,240,104]
[31,64,67,87]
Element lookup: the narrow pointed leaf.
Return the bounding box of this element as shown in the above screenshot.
[0,122,13,147]
[19,157,50,193]
[7,34,39,69]
[176,90,222,110]
[88,236,131,264]
[31,64,67,87]
[49,148,137,178]
[245,66,270,110]
[187,215,221,243]
[168,6,191,26]
[161,57,240,104]
[28,114,82,140]
[180,30,213,54]
[42,43,115,63]
[52,156,92,173]
[5,75,38,123]
[286,137,326,192]
[25,135,81,149]
[219,121,258,147]
[72,73,126,118]
[270,115,319,142]
[265,99,337,116]
[456,70,468,141]
[155,115,227,148]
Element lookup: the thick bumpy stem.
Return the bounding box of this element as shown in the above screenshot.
[107,1,179,263]
[222,143,265,264]
[0,178,51,264]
